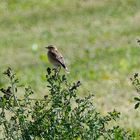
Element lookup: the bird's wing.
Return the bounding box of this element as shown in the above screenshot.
[51,49,66,69]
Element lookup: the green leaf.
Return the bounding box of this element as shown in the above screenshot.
[134,97,140,101]
[134,102,140,109]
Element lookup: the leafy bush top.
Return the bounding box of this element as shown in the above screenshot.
[131,73,140,109]
[0,68,134,140]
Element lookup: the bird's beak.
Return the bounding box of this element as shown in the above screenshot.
[45,46,48,49]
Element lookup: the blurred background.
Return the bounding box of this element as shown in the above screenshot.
[0,0,140,133]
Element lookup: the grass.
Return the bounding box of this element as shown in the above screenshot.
[0,0,140,135]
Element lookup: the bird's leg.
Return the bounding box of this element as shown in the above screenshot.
[57,65,61,73]
[55,66,61,77]
[52,67,57,76]
[53,66,61,77]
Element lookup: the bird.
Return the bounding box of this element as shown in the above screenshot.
[45,45,69,73]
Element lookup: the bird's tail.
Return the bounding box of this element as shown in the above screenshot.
[60,62,70,73]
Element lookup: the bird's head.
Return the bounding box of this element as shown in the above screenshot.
[45,45,56,50]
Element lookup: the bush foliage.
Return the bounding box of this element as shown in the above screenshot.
[131,73,140,109]
[0,68,134,140]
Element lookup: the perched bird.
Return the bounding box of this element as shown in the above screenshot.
[45,45,69,73]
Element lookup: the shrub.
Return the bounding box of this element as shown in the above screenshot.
[130,73,140,109]
[0,67,134,140]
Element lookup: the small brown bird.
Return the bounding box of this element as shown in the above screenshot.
[45,45,69,73]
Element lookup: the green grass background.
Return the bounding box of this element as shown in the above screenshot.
[0,0,140,136]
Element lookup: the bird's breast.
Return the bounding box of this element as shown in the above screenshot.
[47,51,60,67]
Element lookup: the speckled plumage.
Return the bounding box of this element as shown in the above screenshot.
[46,45,69,72]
